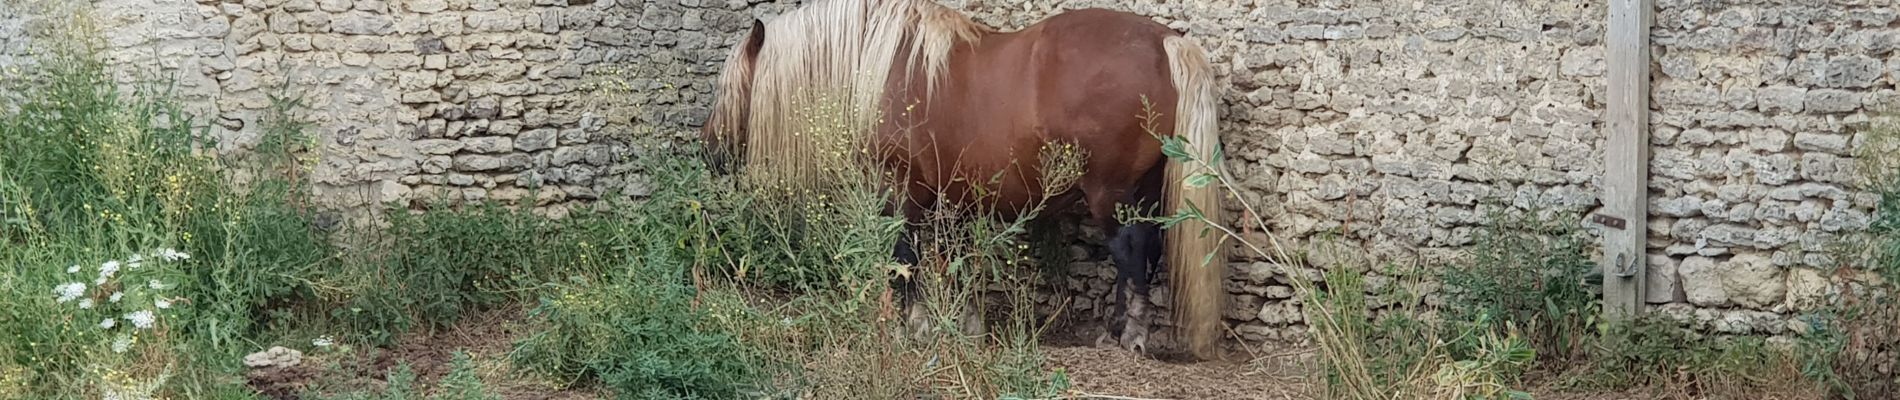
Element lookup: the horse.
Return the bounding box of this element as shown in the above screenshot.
[697,0,1227,357]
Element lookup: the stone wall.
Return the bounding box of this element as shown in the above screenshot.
[3,0,1891,345]
[1641,0,1892,335]
[1,0,808,221]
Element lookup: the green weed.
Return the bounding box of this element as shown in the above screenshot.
[1565,317,1824,399]
[1442,206,1601,366]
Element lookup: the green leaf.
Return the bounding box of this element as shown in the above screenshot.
[1185,172,1219,188]
[1156,207,1202,229]
[1159,136,1191,162]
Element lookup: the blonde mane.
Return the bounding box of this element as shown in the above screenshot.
[707,0,988,186]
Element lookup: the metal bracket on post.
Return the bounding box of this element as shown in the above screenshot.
[1594,213,1639,279]
[1591,213,1627,231]
[1612,253,1638,278]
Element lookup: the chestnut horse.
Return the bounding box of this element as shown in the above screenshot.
[698,0,1226,357]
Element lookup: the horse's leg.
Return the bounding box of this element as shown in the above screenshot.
[1089,166,1166,354]
[888,184,934,337]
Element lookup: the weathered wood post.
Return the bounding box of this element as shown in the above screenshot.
[1600,0,1654,320]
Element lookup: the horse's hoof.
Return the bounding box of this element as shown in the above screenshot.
[1119,325,1149,354]
[906,305,932,337]
[1121,334,1148,354]
[959,308,985,337]
[959,319,984,338]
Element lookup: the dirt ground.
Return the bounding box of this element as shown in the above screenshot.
[1029,324,1315,400]
[242,308,1694,400]
[1040,344,1314,400]
[246,307,603,400]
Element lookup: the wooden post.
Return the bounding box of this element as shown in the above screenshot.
[1600,0,1653,320]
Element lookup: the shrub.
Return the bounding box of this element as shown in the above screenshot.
[328,200,595,343]
[1442,206,1601,364]
[1297,250,1536,400]
[1566,317,1823,398]
[433,351,500,400]
[509,151,766,399]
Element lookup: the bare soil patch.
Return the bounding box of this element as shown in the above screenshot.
[247,307,603,400]
[1035,327,1315,400]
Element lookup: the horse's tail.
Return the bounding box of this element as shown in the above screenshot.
[1160,34,1226,359]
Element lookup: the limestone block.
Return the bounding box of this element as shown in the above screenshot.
[331,12,394,35]
[285,0,318,11]
[460,137,512,153]
[1646,254,1683,304]
[409,0,448,13]
[1793,132,1850,154]
[1226,295,1263,322]
[1823,55,1884,89]
[318,0,353,11]
[377,180,412,203]
[1653,195,1703,217]
[1805,89,1861,113]
[1257,303,1299,326]
[1820,208,1870,232]
[1679,256,1727,307]
[1717,253,1784,310]
[453,154,527,171]
[516,128,557,151]
[1558,47,1603,76]
[267,12,299,34]
[490,120,522,136]
[1785,267,1833,311]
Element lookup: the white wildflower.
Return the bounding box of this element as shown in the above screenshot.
[125,310,155,329]
[147,279,167,290]
[110,292,123,303]
[79,298,94,309]
[96,261,120,285]
[157,248,189,262]
[54,282,86,303]
[67,265,80,274]
[154,298,171,309]
[111,335,131,353]
[99,318,116,329]
[313,336,334,348]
